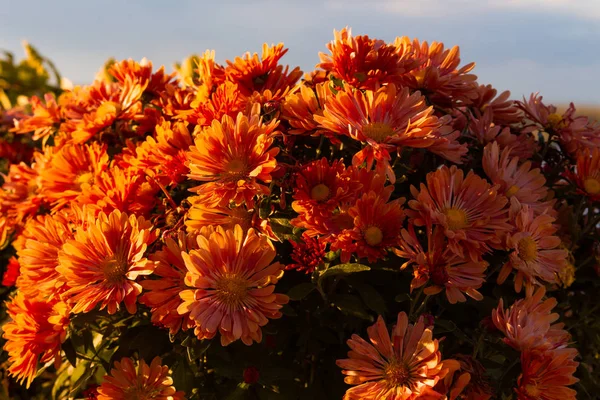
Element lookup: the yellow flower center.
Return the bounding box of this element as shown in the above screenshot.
[505,185,520,198]
[364,226,384,246]
[444,208,468,231]
[583,177,600,195]
[215,275,249,307]
[102,255,128,283]
[558,262,576,288]
[384,359,410,387]
[517,236,538,262]
[523,384,540,397]
[413,69,427,86]
[75,171,94,188]
[311,183,330,202]
[546,113,564,130]
[362,122,395,143]
[227,158,247,175]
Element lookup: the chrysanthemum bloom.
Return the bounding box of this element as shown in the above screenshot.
[435,355,493,400]
[336,312,448,400]
[178,225,289,346]
[515,349,578,400]
[408,165,511,261]
[498,200,566,292]
[2,293,70,388]
[286,234,327,274]
[394,37,478,108]
[492,286,570,352]
[121,118,194,186]
[185,196,273,238]
[225,43,302,97]
[15,213,74,298]
[317,27,418,90]
[568,148,600,202]
[315,84,464,182]
[140,231,198,335]
[331,191,405,263]
[517,94,600,155]
[57,209,158,314]
[0,162,44,228]
[470,84,521,126]
[2,256,20,287]
[281,82,332,136]
[395,226,487,304]
[464,109,536,160]
[97,357,186,400]
[186,104,280,207]
[482,142,552,215]
[40,142,109,210]
[12,93,62,143]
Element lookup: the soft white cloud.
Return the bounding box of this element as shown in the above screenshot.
[326,0,600,20]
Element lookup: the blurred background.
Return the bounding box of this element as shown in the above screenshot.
[0,0,598,108]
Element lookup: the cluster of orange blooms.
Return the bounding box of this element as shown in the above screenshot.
[1,28,599,399]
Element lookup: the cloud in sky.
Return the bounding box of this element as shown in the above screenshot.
[0,0,597,104]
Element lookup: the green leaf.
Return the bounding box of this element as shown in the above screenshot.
[352,282,387,315]
[286,283,315,301]
[394,293,411,303]
[269,218,293,228]
[69,360,96,396]
[62,339,78,368]
[186,339,211,362]
[319,264,370,281]
[172,360,195,394]
[331,294,373,321]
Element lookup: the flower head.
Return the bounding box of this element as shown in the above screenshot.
[97,357,185,400]
[178,225,289,346]
[337,312,448,400]
[569,147,600,202]
[515,349,578,400]
[287,234,327,274]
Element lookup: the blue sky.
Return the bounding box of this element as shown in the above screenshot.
[1,0,599,105]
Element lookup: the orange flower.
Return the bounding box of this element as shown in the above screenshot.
[315,84,463,182]
[40,142,109,210]
[394,37,478,107]
[396,226,487,304]
[2,293,70,388]
[97,357,185,400]
[470,84,521,126]
[0,161,44,228]
[186,104,279,207]
[331,190,405,263]
[498,200,566,292]
[569,147,600,202]
[336,312,448,400]
[482,142,551,215]
[317,27,417,90]
[185,196,273,237]
[2,256,20,287]
[434,356,493,400]
[225,43,302,97]
[178,225,288,346]
[515,349,578,400]
[140,231,197,335]
[281,82,332,136]
[15,213,74,299]
[57,209,158,314]
[182,81,246,126]
[12,93,62,142]
[518,94,600,155]
[492,286,570,352]
[408,165,510,261]
[287,234,327,274]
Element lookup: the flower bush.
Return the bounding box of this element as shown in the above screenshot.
[1,27,599,399]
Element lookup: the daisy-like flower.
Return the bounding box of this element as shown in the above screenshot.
[394,37,478,108]
[492,286,570,352]
[185,196,273,237]
[140,231,198,335]
[12,93,62,143]
[15,213,73,299]
[470,84,521,126]
[57,209,158,314]
[40,142,109,210]
[569,147,600,202]
[287,234,327,274]
[395,226,487,304]
[498,200,566,292]
[517,94,600,155]
[336,312,448,400]
[317,27,418,90]
[482,142,552,215]
[434,355,493,400]
[97,357,186,400]
[408,165,511,261]
[515,349,578,400]
[2,293,70,388]
[178,225,289,346]
[281,82,332,136]
[315,84,464,182]
[331,190,405,263]
[186,103,279,207]
[2,256,20,287]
